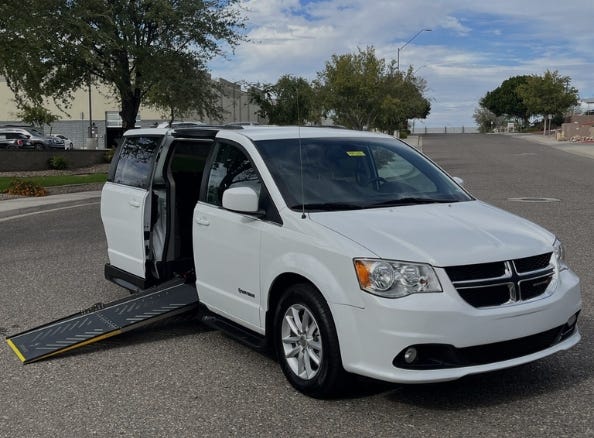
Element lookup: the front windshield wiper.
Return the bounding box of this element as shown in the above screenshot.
[289,202,365,211]
[368,197,460,207]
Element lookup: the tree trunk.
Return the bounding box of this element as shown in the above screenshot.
[119,89,142,131]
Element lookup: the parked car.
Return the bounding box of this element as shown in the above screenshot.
[50,134,74,150]
[0,126,64,150]
[0,132,33,149]
[101,126,581,397]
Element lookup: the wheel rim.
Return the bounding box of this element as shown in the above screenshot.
[281,304,322,380]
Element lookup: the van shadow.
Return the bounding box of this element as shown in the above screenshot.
[44,313,593,408]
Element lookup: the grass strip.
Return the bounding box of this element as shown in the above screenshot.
[0,173,107,193]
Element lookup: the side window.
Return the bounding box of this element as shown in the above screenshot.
[205,143,261,206]
[112,136,162,189]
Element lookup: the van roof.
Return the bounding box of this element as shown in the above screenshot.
[123,125,391,142]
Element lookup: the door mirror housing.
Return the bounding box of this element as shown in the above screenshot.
[222,186,260,214]
[453,176,464,186]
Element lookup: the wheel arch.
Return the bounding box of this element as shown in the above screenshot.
[265,272,315,341]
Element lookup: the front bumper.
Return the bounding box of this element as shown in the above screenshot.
[332,268,581,383]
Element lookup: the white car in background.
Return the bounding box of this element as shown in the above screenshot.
[51,134,74,150]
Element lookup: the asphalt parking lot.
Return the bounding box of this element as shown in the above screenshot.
[0,134,592,437]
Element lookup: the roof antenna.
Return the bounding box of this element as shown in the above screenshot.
[297,86,306,219]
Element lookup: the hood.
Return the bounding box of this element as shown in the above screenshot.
[309,201,554,267]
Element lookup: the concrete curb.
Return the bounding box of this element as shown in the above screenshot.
[0,191,101,219]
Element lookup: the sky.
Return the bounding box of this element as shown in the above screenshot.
[209,0,594,128]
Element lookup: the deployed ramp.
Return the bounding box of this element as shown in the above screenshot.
[6,279,199,364]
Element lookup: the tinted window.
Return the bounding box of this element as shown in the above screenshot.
[113,136,162,189]
[206,143,261,206]
[255,137,471,211]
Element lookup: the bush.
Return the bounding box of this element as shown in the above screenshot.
[104,147,115,163]
[48,155,68,170]
[6,179,48,197]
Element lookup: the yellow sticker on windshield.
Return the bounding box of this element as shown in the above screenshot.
[346,151,366,157]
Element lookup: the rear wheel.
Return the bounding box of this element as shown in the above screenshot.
[274,283,348,398]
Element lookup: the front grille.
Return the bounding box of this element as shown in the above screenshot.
[445,253,555,308]
[520,275,553,300]
[458,284,512,307]
[514,253,552,273]
[444,261,506,282]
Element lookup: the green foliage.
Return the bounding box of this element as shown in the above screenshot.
[374,68,430,134]
[0,0,245,129]
[248,75,318,125]
[480,76,531,127]
[144,55,222,124]
[5,180,48,197]
[17,104,59,128]
[48,156,68,170]
[480,71,579,128]
[315,47,430,132]
[517,70,579,120]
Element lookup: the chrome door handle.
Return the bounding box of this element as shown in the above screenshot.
[195,217,210,226]
[129,200,141,208]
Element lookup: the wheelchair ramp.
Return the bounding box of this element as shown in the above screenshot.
[6,279,199,364]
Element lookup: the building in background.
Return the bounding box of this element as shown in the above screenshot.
[0,77,264,149]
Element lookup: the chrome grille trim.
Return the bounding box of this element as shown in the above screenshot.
[445,254,555,309]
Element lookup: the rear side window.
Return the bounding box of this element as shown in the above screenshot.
[112,136,162,189]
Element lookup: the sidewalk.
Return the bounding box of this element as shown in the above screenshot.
[510,133,594,160]
[0,190,101,219]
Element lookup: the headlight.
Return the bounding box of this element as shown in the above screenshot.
[553,239,568,272]
[354,258,442,298]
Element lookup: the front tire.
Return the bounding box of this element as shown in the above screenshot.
[274,283,348,398]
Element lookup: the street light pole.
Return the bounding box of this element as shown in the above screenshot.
[397,28,431,72]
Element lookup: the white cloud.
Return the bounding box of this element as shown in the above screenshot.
[439,16,471,35]
[210,0,594,126]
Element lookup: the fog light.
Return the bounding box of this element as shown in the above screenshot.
[404,347,418,364]
[567,313,578,327]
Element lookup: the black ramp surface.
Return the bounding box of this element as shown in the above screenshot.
[6,280,199,364]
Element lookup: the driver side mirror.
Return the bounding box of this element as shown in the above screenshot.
[222,186,262,216]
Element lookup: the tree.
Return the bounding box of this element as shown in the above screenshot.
[473,106,504,133]
[17,105,59,129]
[248,75,318,125]
[374,67,430,134]
[480,72,578,130]
[480,76,531,127]
[144,56,222,125]
[517,70,579,122]
[315,47,430,132]
[0,0,244,130]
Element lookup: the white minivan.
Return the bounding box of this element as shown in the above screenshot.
[101,126,581,397]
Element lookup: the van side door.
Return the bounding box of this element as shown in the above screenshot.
[192,141,266,331]
[100,135,163,284]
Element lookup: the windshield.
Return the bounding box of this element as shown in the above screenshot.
[255,136,472,211]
